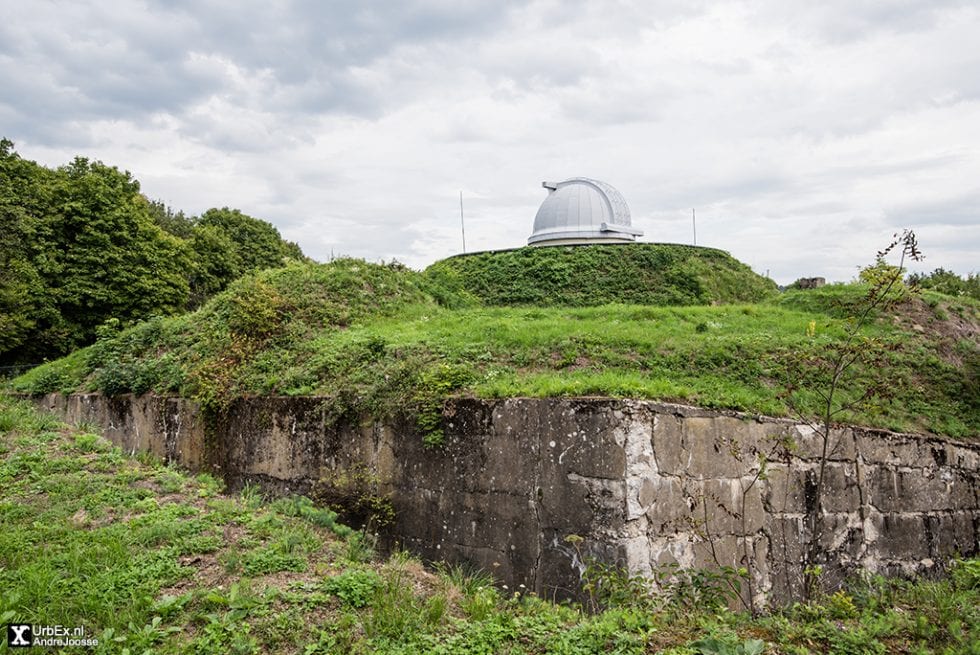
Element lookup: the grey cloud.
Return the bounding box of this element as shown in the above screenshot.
[149,0,522,79]
[646,174,793,211]
[2,0,977,283]
[0,109,99,151]
[482,45,602,93]
[0,6,225,142]
[759,0,975,44]
[555,77,673,126]
[2,0,524,147]
[537,0,710,34]
[905,225,980,276]
[886,193,980,227]
[316,217,430,264]
[266,70,389,117]
[816,153,967,181]
[176,116,280,154]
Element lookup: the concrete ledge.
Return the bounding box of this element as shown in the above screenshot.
[34,392,980,607]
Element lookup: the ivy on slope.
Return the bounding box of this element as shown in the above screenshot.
[422,244,778,307]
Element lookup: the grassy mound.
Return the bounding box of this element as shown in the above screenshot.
[10,258,980,438]
[2,395,979,653]
[12,259,437,411]
[423,243,777,307]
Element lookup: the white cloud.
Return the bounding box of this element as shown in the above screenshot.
[2,0,978,283]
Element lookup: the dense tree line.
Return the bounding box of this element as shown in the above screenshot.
[907,268,980,301]
[0,139,304,365]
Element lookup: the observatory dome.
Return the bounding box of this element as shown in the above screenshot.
[528,177,643,247]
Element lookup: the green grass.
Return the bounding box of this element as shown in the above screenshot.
[424,243,778,307]
[2,394,978,653]
[10,258,980,438]
[10,347,89,395]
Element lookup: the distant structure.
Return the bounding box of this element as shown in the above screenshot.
[795,277,826,289]
[528,177,643,247]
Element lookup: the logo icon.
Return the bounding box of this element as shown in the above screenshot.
[7,624,32,647]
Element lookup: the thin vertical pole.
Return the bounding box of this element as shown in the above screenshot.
[692,208,697,246]
[459,191,467,253]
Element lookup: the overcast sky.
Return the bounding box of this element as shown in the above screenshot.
[3,1,978,283]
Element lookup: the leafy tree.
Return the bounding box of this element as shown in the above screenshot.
[198,207,303,273]
[187,224,240,307]
[0,140,307,365]
[147,199,195,239]
[907,267,980,301]
[1,139,60,361]
[21,157,191,361]
[180,207,305,307]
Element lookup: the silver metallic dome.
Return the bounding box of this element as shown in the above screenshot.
[528,177,643,247]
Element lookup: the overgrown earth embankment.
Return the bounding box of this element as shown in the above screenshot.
[11,246,980,440]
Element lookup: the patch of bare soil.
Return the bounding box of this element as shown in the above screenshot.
[132,479,163,494]
[223,522,247,544]
[254,568,323,593]
[156,493,193,506]
[167,553,230,593]
[892,297,979,366]
[383,558,442,598]
[549,352,594,371]
[157,525,247,597]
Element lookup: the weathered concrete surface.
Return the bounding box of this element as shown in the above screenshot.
[38,393,207,470]
[36,393,980,607]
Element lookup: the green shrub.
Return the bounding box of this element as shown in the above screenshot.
[73,432,109,453]
[322,569,382,608]
[423,244,776,308]
[951,558,980,590]
[241,542,308,576]
[656,562,746,612]
[689,636,765,655]
[414,363,474,447]
[269,496,352,537]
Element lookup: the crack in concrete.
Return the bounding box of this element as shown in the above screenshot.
[531,410,543,594]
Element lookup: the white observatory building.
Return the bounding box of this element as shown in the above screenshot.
[527,177,643,247]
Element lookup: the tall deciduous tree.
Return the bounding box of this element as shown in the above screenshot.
[187,224,240,307]
[198,207,303,272]
[0,140,306,365]
[1,139,60,361]
[1,152,192,363]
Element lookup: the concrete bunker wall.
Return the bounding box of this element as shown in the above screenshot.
[38,393,980,607]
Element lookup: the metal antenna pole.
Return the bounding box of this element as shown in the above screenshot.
[692,208,697,246]
[460,191,467,253]
[459,191,466,253]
